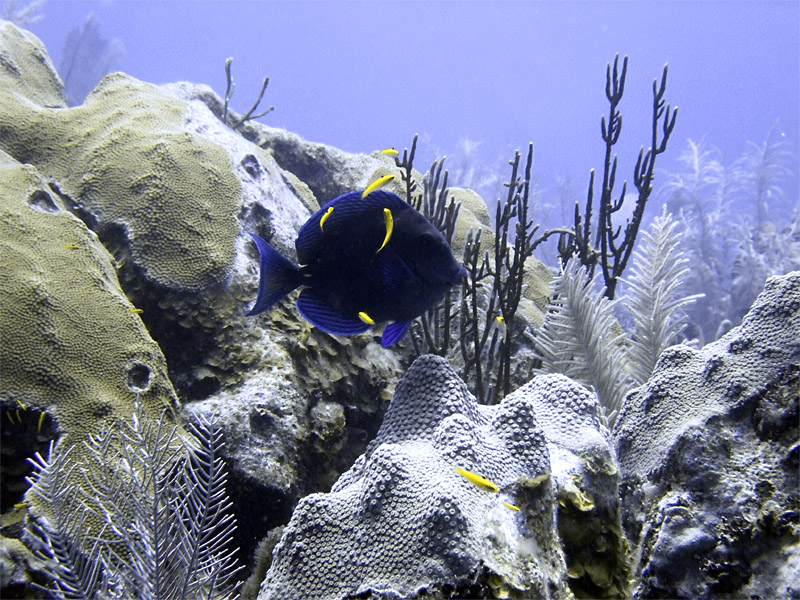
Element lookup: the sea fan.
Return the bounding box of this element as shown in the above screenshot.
[24,406,241,600]
[535,257,632,422]
[58,12,125,106]
[622,208,703,385]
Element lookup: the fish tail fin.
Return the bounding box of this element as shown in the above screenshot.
[247,233,302,316]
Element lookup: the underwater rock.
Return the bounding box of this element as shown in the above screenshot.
[170,80,390,209]
[614,270,800,599]
[259,354,623,600]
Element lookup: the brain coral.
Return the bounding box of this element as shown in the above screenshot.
[260,355,624,600]
[0,22,241,291]
[0,151,178,502]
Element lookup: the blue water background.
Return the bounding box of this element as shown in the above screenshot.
[25,1,799,234]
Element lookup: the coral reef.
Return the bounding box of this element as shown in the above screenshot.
[615,271,800,598]
[0,151,179,510]
[2,17,797,600]
[0,22,405,588]
[260,355,625,600]
[660,135,798,344]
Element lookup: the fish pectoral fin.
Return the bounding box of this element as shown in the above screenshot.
[381,320,411,347]
[378,248,414,293]
[297,290,371,336]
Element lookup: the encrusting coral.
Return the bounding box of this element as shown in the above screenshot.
[260,354,626,600]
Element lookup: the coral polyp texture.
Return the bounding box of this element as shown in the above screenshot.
[260,354,625,599]
[0,21,242,291]
[0,153,178,438]
[614,271,800,599]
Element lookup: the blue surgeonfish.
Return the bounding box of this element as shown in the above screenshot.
[247,189,467,347]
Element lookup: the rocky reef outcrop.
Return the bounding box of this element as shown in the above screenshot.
[615,271,800,599]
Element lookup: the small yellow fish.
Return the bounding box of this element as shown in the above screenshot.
[63,244,80,250]
[496,315,507,343]
[377,208,393,253]
[37,412,45,433]
[362,174,395,198]
[129,308,144,314]
[380,148,399,157]
[358,311,375,325]
[502,501,520,512]
[455,466,499,493]
[319,206,335,231]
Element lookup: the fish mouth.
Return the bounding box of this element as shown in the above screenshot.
[442,266,468,287]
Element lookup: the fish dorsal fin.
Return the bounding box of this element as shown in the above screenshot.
[296,290,371,336]
[381,320,411,347]
[379,248,414,294]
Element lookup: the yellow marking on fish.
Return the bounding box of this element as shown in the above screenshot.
[376,208,393,253]
[380,147,399,157]
[6,412,15,425]
[502,501,520,512]
[16,409,22,423]
[13,503,28,510]
[15,399,25,409]
[362,174,395,198]
[455,466,498,493]
[38,412,45,433]
[319,206,334,231]
[129,308,144,314]
[358,312,375,325]
[63,244,80,249]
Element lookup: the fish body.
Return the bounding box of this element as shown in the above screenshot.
[248,189,466,347]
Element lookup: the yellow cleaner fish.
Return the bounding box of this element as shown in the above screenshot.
[376,208,393,253]
[380,148,399,157]
[319,206,334,230]
[362,174,394,198]
[455,466,499,493]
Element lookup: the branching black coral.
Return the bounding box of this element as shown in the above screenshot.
[560,54,678,299]
[222,57,274,130]
[24,406,241,600]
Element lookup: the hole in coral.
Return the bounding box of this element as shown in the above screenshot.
[241,154,262,179]
[126,361,152,392]
[27,190,60,213]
